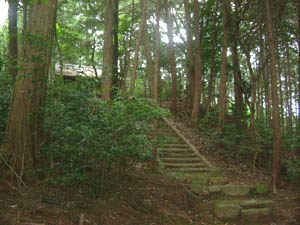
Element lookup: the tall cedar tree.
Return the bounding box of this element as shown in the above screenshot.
[3,0,58,179]
[164,0,177,114]
[102,0,116,100]
[218,0,230,124]
[183,0,195,106]
[191,0,203,122]
[265,0,281,193]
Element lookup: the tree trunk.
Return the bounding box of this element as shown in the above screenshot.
[206,1,218,117]
[153,0,161,101]
[230,10,244,121]
[112,0,119,96]
[244,49,256,129]
[129,0,147,96]
[22,0,28,51]
[8,0,18,81]
[191,0,202,122]
[218,0,230,125]
[183,0,195,106]
[102,0,116,100]
[143,27,155,98]
[265,0,281,194]
[285,44,293,133]
[3,0,58,179]
[164,0,177,114]
[121,0,135,96]
[297,0,300,134]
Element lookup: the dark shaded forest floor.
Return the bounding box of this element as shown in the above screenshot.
[0,111,300,225]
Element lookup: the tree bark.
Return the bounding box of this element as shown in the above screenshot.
[22,0,28,51]
[153,0,161,101]
[164,0,177,114]
[218,0,230,125]
[206,1,218,117]
[3,0,58,179]
[129,0,147,96]
[230,6,244,120]
[8,0,18,81]
[112,0,119,97]
[143,27,155,98]
[102,0,116,100]
[183,0,195,106]
[265,0,281,194]
[191,0,202,122]
[297,0,300,134]
[121,0,135,96]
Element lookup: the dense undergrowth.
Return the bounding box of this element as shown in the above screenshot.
[198,111,300,183]
[0,72,166,195]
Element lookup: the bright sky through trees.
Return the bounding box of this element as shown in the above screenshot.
[0,1,8,26]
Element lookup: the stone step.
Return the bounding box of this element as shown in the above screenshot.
[162,144,189,149]
[205,184,269,197]
[163,162,207,169]
[160,153,198,158]
[161,157,201,163]
[240,200,274,209]
[242,207,272,216]
[213,201,273,221]
[222,185,250,197]
[168,167,214,173]
[162,140,186,144]
[158,148,192,153]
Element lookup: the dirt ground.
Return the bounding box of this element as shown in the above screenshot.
[0,159,299,225]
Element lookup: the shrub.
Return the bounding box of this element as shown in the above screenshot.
[40,76,166,194]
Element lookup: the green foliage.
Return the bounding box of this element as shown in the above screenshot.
[199,114,273,164]
[200,114,300,183]
[282,159,300,183]
[41,76,166,193]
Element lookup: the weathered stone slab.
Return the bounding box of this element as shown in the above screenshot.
[255,184,269,194]
[208,185,222,193]
[240,200,274,209]
[214,203,241,219]
[222,185,250,197]
[198,177,210,185]
[191,182,203,194]
[242,208,272,217]
[210,177,228,185]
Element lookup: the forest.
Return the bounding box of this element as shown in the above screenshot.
[0,0,299,224]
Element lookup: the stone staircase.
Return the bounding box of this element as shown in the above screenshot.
[157,116,275,224]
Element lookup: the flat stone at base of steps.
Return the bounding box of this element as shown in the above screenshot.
[213,203,241,219]
[222,185,250,196]
[213,202,273,220]
[191,184,270,197]
[210,199,275,209]
[212,184,268,196]
[240,199,274,209]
